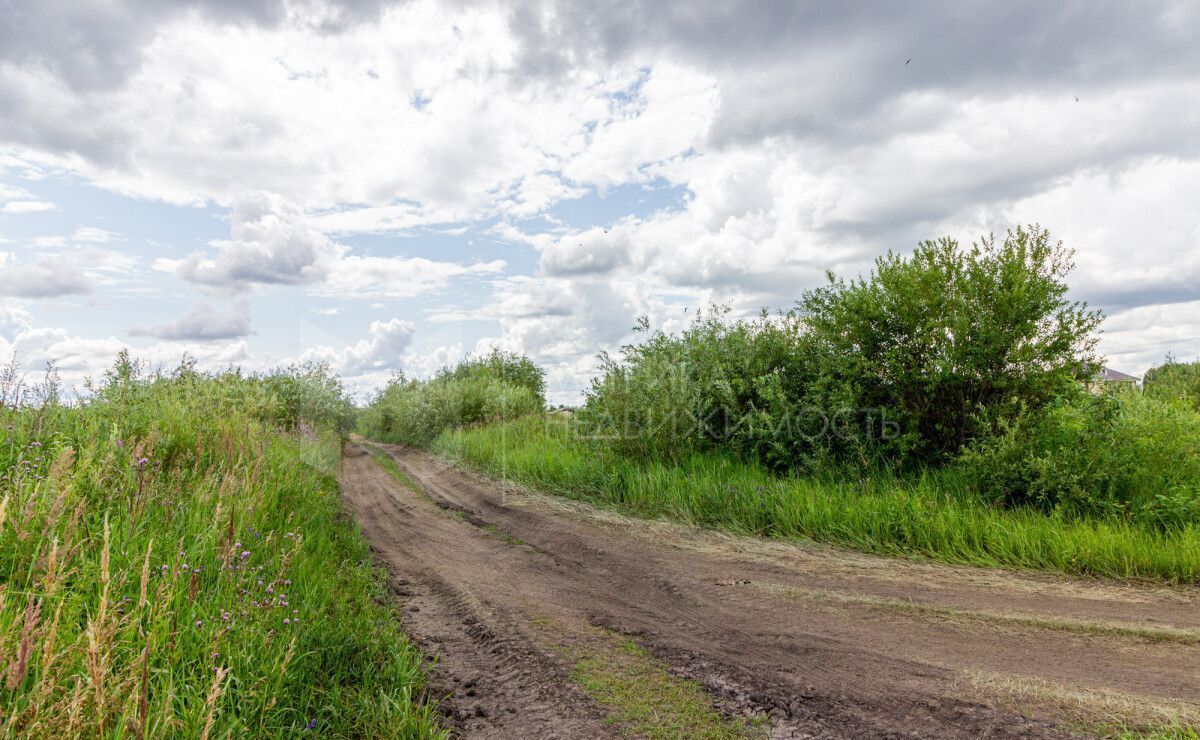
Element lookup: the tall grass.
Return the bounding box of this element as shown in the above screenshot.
[433,416,1200,583]
[0,365,443,737]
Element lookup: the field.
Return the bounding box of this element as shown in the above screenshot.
[0,363,443,738]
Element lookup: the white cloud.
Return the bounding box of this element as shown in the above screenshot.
[130,298,251,341]
[71,226,122,242]
[302,318,415,375]
[162,191,508,299]
[0,252,92,297]
[2,200,55,214]
[167,192,330,288]
[403,342,465,378]
[0,302,32,341]
[317,253,505,299]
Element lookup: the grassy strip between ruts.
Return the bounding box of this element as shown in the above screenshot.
[965,672,1200,739]
[740,582,1200,645]
[570,636,762,739]
[360,441,425,495]
[537,622,762,740]
[430,415,1200,583]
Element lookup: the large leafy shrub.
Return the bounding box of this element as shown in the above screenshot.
[960,391,1200,528]
[578,309,818,468]
[582,225,1103,472]
[798,224,1102,466]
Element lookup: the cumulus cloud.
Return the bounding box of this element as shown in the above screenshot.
[539,226,633,276]
[168,192,330,288]
[0,303,32,341]
[302,318,415,374]
[161,191,507,299]
[130,299,252,341]
[0,253,92,297]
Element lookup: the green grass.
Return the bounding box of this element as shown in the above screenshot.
[0,373,444,738]
[430,415,1200,583]
[569,633,760,739]
[361,442,425,495]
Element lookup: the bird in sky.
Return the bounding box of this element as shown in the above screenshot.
[905,58,911,65]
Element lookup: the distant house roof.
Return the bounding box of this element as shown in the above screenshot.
[1099,367,1139,383]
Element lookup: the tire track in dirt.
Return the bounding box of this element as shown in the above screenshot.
[341,442,1200,738]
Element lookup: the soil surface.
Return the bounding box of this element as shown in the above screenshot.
[340,441,1200,739]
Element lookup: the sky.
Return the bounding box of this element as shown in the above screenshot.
[1,0,1198,404]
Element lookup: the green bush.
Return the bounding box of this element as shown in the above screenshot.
[581,225,1103,472]
[1145,358,1200,411]
[578,308,815,468]
[798,224,1102,466]
[357,349,545,446]
[961,391,1200,528]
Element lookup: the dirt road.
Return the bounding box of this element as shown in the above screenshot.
[340,442,1200,738]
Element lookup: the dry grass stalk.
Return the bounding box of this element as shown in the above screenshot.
[194,434,204,475]
[86,621,108,732]
[66,676,86,736]
[98,517,111,626]
[48,446,75,487]
[200,666,230,740]
[136,641,151,740]
[139,540,153,608]
[263,636,297,714]
[39,599,64,676]
[6,594,43,690]
[212,502,224,540]
[43,538,59,596]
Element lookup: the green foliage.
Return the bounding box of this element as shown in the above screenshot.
[798,224,1102,465]
[434,416,1200,583]
[579,308,814,469]
[961,392,1200,528]
[442,348,546,401]
[357,349,545,446]
[582,226,1102,474]
[260,361,356,432]
[1145,358,1200,411]
[0,355,442,738]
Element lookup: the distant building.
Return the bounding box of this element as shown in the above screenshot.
[1087,367,1141,393]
